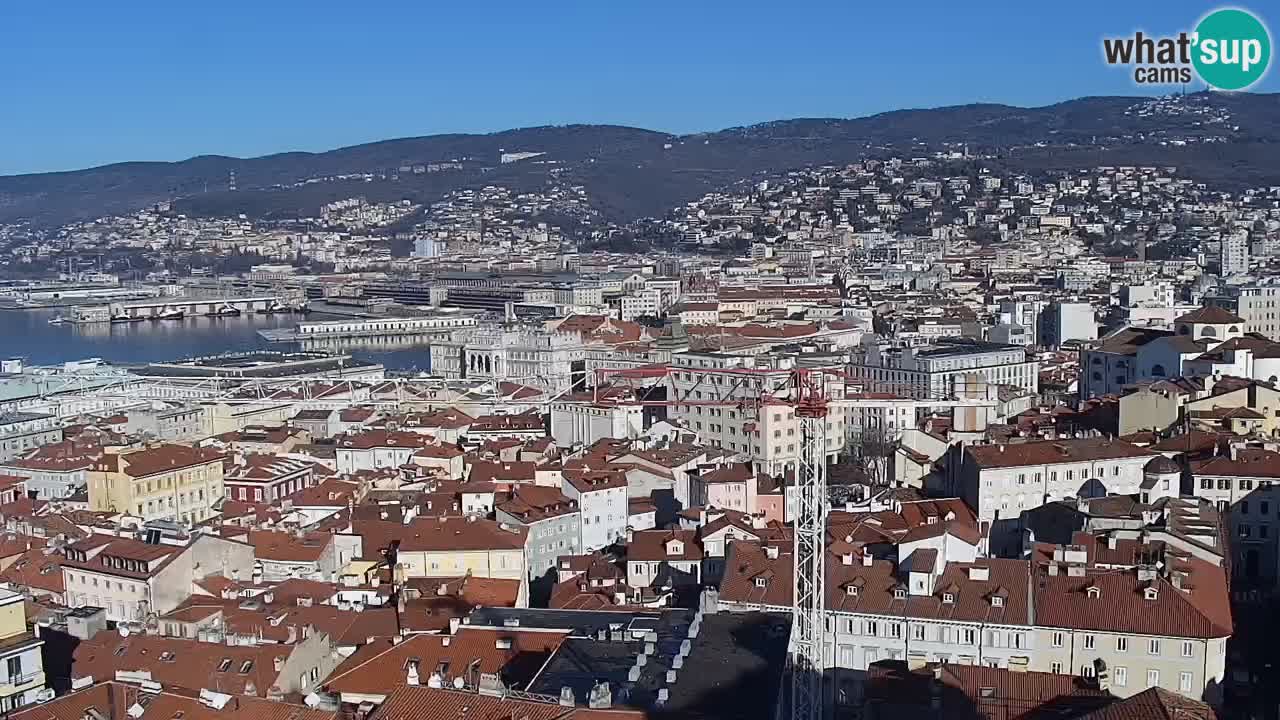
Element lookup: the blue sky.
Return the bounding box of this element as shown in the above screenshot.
[1,1,1275,175]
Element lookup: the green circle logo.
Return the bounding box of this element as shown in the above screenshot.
[1192,8,1272,90]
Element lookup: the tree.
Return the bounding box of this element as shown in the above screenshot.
[835,425,896,490]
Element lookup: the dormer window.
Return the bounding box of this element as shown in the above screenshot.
[846,585,859,597]
[991,596,1005,608]
[754,576,767,588]
[1086,586,1101,599]
[893,587,907,600]
[942,593,955,604]
[1143,587,1159,601]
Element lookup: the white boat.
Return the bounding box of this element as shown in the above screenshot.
[47,315,67,325]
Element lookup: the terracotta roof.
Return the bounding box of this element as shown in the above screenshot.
[1033,557,1232,638]
[562,468,627,493]
[1193,448,1280,478]
[72,631,296,696]
[967,438,1154,469]
[1075,687,1216,720]
[627,529,704,562]
[468,414,545,433]
[96,444,225,478]
[402,575,522,608]
[324,627,566,695]
[698,463,753,485]
[367,685,633,720]
[10,682,338,720]
[866,661,1112,720]
[336,430,430,450]
[362,516,527,553]
[1092,327,1172,355]
[1175,305,1243,324]
[245,530,332,563]
[467,460,536,485]
[497,485,579,523]
[0,547,64,594]
[722,542,1032,626]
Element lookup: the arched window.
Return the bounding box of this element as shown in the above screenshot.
[1151,364,1166,377]
[1202,326,1217,337]
[1178,325,1190,335]
[1229,325,1240,334]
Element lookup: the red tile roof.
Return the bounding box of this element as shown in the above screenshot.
[967,438,1154,469]
[1075,687,1216,720]
[72,631,295,696]
[324,627,566,695]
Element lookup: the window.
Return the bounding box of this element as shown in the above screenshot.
[1114,666,1127,687]
[865,621,878,637]
[1148,639,1160,656]
[912,625,925,641]
[218,658,232,672]
[962,628,976,645]
[6,657,20,681]
[239,661,253,674]
[1181,641,1193,658]
[1242,500,1251,514]
[1052,632,1064,648]
[1081,664,1095,678]
[1179,671,1193,693]
[1051,662,1063,674]
[1083,634,1095,650]
[1116,637,1127,653]
[1147,669,1160,688]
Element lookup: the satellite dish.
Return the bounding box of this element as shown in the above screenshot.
[118,625,131,637]
[453,677,465,689]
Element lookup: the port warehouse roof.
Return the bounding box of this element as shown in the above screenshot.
[0,369,136,405]
[134,352,380,378]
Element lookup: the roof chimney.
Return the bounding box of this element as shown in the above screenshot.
[588,681,612,709]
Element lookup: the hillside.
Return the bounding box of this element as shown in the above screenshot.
[3,92,1279,227]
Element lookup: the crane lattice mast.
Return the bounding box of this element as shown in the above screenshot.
[791,368,829,720]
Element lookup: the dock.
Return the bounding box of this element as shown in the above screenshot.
[71,295,292,323]
[258,314,477,343]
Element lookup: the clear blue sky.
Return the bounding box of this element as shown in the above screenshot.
[1,0,1275,175]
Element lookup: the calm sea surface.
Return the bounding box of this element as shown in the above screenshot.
[0,309,432,372]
